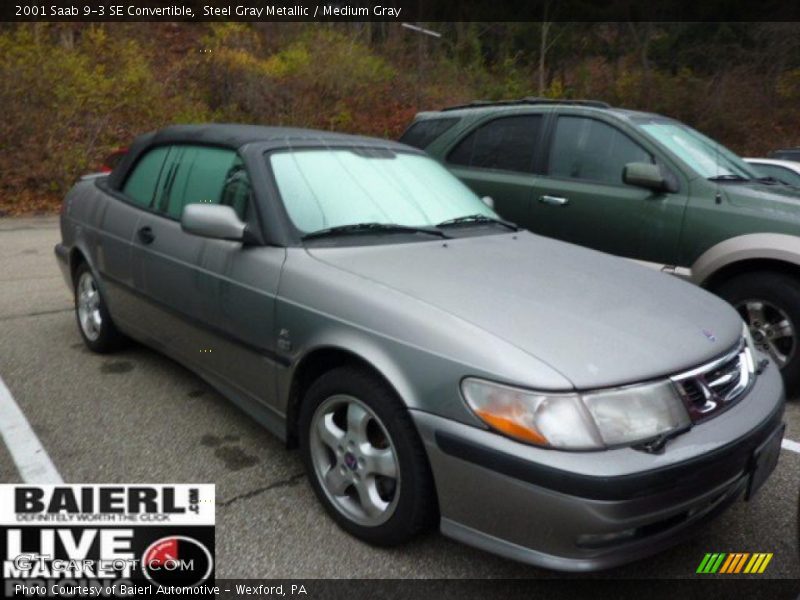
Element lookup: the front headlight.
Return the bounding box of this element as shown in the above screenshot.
[461,377,691,450]
[582,382,691,447]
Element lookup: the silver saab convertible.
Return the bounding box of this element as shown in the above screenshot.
[56,125,785,571]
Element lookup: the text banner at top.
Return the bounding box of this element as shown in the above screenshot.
[4,0,800,22]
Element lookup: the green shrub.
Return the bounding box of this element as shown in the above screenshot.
[0,24,208,198]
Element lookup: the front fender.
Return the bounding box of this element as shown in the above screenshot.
[276,312,487,427]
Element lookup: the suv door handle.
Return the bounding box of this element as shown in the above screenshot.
[137,226,155,244]
[539,195,569,206]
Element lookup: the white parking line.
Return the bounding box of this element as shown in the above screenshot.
[0,374,63,483]
[782,438,800,454]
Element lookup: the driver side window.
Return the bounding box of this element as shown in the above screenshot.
[548,116,653,185]
[162,146,249,220]
[220,158,252,221]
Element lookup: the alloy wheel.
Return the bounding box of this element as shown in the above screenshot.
[736,299,796,368]
[77,271,103,342]
[309,394,400,527]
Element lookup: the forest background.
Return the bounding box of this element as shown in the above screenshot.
[2,21,799,214]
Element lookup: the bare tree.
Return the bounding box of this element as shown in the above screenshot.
[626,22,654,107]
[537,2,566,96]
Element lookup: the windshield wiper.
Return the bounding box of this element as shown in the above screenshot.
[436,214,519,231]
[755,176,781,185]
[302,222,450,241]
[707,174,750,182]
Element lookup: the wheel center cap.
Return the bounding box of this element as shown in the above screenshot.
[344,452,358,471]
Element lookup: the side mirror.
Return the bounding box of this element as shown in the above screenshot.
[481,196,495,209]
[623,162,673,193]
[181,204,246,241]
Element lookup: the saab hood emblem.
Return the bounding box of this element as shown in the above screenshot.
[702,329,717,342]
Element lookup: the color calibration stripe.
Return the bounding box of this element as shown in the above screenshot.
[743,553,772,573]
[697,553,773,574]
[697,553,726,573]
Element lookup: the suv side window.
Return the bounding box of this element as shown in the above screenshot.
[448,115,543,173]
[399,118,459,149]
[122,146,171,207]
[549,116,652,184]
[164,146,241,219]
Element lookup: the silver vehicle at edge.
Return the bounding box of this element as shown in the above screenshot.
[55,125,785,571]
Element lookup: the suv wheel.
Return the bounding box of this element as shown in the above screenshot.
[715,272,800,395]
[74,263,127,353]
[298,366,437,546]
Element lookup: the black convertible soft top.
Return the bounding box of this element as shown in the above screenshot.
[107,123,410,190]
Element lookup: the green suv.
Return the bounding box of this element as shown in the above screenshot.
[403,98,800,394]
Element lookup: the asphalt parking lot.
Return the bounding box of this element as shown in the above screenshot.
[0,216,798,579]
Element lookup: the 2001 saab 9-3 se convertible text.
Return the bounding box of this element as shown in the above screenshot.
[55,125,785,571]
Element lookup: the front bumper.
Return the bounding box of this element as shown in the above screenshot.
[411,361,785,572]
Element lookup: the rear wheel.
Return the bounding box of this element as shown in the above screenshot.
[299,366,437,546]
[73,263,127,353]
[715,271,800,395]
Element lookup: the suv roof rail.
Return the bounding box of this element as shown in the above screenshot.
[440,97,612,112]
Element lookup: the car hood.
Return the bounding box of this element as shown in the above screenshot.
[306,232,743,389]
[726,181,800,218]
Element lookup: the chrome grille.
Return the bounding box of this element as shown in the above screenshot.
[671,340,755,423]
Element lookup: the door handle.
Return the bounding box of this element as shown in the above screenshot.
[539,195,569,206]
[137,226,155,244]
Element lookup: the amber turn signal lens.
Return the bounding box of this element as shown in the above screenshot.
[474,408,548,445]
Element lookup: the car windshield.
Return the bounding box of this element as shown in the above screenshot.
[269,148,497,237]
[633,118,760,180]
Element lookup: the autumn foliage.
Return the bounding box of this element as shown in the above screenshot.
[1,22,800,215]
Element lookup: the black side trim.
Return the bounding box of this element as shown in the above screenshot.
[102,272,292,368]
[435,399,784,501]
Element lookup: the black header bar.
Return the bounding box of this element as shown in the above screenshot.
[4,0,800,22]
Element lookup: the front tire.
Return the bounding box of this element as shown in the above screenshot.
[73,263,127,353]
[299,366,437,546]
[715,271,800,395]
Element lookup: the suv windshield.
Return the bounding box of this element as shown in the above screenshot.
[633,117,759,180]
[269,148,497,238]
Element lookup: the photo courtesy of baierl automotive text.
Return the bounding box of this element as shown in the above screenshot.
[0,2,798,599]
